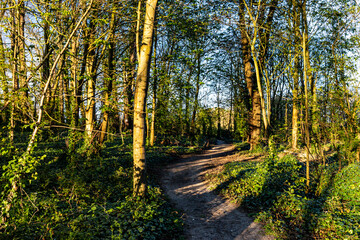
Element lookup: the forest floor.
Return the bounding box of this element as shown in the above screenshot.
[161,140,274,240]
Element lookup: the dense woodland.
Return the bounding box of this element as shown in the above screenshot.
[0,0,360,239]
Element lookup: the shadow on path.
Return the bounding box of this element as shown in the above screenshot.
[161,141,274,240]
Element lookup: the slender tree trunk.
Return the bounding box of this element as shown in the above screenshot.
[10,6,19,144]
[303,32,311,189]
[302,0,312,189]
[100,10,115,145]
[185,68,192,134]
[133,0,158,197]
[18,0,27,101]
[123,41,136,131]
[291,0,301,149]
[302,0,317,135]
[190,53,201,137]
[251,43,268,135]
[84,23,97,143]
[59,56,66,123]
[42,5,52,123]
[77,28,89,128]
[229,88,233,133]
[71,34,79,127]
[0,7,8,124]
[217,87,221,138]
[257,0,278,138]
[239,2,261,150]
[150,28,158,146]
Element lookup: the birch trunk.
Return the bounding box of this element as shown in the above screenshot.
[133,0,158,197]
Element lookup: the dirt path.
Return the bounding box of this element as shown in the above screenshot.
[161,141,274,240]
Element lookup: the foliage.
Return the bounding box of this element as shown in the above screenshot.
[0,138,183,239]
[314,164,360,240]
[209,149,360,239]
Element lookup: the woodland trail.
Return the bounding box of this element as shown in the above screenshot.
[161,141,274,240]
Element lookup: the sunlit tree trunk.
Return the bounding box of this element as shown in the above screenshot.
[239,2,261,150]
[133,0,158,197]
[10,5,20,144]
[0,6,8,124]
[150,28,158,146]
[100,10,116,145]
[70,34,79,127]
[291,0,301,150]
[303,32,310,189]
[302,0,312,189]
[84,21,97,143]
[18,0,27,101]
[257,0,278,138]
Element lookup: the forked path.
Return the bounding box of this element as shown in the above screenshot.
[161,141,274,240]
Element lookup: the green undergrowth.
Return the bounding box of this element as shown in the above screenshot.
[207,145,360,239]
[0,136,194,240]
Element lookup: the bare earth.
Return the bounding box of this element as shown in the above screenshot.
[161,141,274,240]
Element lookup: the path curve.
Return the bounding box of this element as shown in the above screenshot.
[161,141,274,240]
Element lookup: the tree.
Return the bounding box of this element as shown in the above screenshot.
[133,0,158,197]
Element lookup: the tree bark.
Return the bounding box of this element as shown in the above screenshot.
[10,4,19,144]
[133,0,158,197]
[84,19,99,143]
[303,32,311,189]
[239,2,261,150]
[0,5,8,124]
[100,10,116,145]
[150,27,158,147]
[190,52,201,137]
[291,0,301,149]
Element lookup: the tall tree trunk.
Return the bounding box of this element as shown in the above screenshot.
[84,21,97,143]
[58,56,66,123]
[42,4,52,123]
[302,0,312,189]
[10,5,19,144]
[185,68,193,134]
[217,85,221,138]
[0,6,8,124]
[71,34,79,127]
[302,0,317,135]
[133,0,158,197]
[18,0,28,104]
[303,32,311,189]
[100,10,116,145]
[239,2,261,150]
[77,27,89,128]
[291,0,301,149]
[123,38,136,131]
[150,28,158,147]
[190,52,201,137]
[257,0,279,138]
